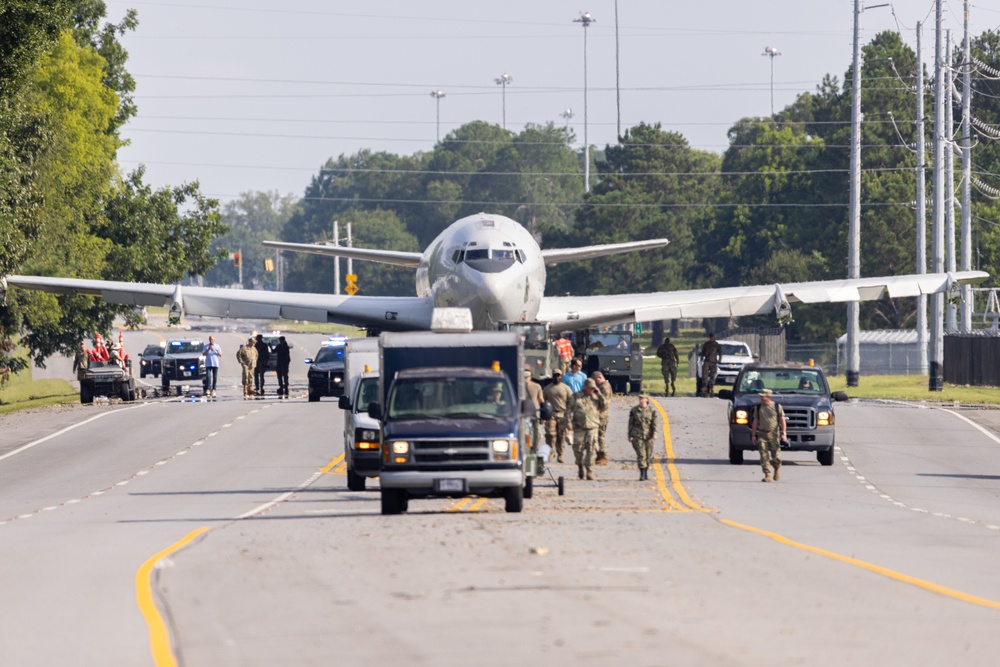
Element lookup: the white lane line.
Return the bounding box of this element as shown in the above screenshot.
[0,402,149,463]
[236,472,323,520]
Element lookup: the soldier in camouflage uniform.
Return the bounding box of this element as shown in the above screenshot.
[750,388,786,482]
[592,371,613,465]
[628,394,659,480]
[542,370,573,463]
[236,337,258,399]
[699,332,723,397]
[567,378,606,480]
[656,337,679,397]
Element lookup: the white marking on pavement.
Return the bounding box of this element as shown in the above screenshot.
[0,402,150,463]
[236,471,323,519]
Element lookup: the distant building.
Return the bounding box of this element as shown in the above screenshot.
[836,330,923,376]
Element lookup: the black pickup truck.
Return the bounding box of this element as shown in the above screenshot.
[719,364,848,466]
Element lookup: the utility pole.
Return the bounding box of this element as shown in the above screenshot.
[333,220,340,296]
[762,46,781,117]
[346,222,353,283]
[930,0,945,391]
[574,11,595,194]
[614,0,621,138]
[945,30,957,332]
[846,0,889,388]
[960,0,973,331]
[916,21,928,373]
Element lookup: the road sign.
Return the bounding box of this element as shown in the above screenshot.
[345,274,358,283]
[344,283,359,296]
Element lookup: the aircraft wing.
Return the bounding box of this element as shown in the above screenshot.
[263,241,422,267]
[536,271,990,330]
[2,276,433,331]
[541,238,669,266]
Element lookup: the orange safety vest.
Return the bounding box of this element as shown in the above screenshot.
[555,338,574,359]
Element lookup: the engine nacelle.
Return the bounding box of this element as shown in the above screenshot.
[772,284,793,325]
[168,285,183,325]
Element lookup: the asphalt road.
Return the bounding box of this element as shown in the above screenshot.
[2,334,1000,666]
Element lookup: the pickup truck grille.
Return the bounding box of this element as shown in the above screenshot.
[412,439,491,464]
[782,406,815,429]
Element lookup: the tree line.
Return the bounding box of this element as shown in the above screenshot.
[2,4,999,376]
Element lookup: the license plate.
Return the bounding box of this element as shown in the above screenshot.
[438,479,464,492]
[183,371,191,377]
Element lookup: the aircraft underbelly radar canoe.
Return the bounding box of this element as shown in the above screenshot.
[1,212,988,332]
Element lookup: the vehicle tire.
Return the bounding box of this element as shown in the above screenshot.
[523,475,534,499]
[347,467,366,491]
[80,384,94,404]
[380,488,403,515]
[817,447,835,466]
[728,438,743,465]
[557,476,565,496]
[120,384,131,402]
[161,379,169,393]
[504,484,524,513]
[631,380,642,395]
[308,391,320,403]
[140,369,146,379]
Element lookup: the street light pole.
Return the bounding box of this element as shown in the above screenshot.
[762,46,781,117]
[561,107,575,129]
[574,11,595,194]
[430,90,445,142]
[494,73,513,129]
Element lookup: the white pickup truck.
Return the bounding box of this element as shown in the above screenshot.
[698,339,755,390]
[337,338,381,491]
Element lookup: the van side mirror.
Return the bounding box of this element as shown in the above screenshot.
[368,402,383,420]
[338,395,351,410]
[304,358,313,364]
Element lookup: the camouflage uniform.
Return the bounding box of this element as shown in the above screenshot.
[543,376,573,462]
[236,340,258,398]
[594,373,613,464]
[656,339,679,396]
[524,373,545,456]
[628,398,659,479]
[752,395,785,482]
[568,379,606,480]
[700,335,722,397]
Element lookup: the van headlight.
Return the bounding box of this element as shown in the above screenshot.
[491,439,511,453]
[391,441,409,454]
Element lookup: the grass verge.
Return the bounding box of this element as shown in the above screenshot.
[0,378,79,414]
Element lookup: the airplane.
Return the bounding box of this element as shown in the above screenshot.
[2,211,989,334]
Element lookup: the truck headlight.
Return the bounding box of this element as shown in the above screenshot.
[491,439,511,453]
[734,409,749,425]
[391,441,409,454]
[817,411,832,426]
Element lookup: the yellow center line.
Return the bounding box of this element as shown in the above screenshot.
[651,463,690,512]
[721,519,1000,611]
[333,462,347,475]
[318,454,345,474]
[650,398,712,513]
[136,527,211,667]
[447,497,473,512]
[468,497,489,512]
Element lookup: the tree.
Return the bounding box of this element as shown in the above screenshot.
[547,123,721,297]
[205,191,298,289]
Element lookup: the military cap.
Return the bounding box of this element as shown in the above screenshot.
[590,371,604,380]
[639,393,650,399]
[760,388,772,396]
[584,378,597,389]
[552,370,563,377]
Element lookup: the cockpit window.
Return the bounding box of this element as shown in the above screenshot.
[493,249,515,261]
[465,249,489,261]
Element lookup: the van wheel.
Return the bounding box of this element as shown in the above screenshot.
[504,484,524,513]
[347,468,366,491]
[728,438,743,465]
[523,475,534,499]
[380,488,404,515]
[817,448,835,466]
[308,391,320,402]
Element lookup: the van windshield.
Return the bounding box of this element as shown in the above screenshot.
[387,377,514,419]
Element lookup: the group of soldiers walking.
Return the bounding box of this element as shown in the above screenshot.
[538,358,658,482]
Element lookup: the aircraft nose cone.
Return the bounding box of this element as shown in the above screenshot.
[476,272,517,305]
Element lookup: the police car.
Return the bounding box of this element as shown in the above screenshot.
[304,335,349,402]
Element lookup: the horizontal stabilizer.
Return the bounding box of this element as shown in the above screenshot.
[263,241,422,268]
[541,238,669,266]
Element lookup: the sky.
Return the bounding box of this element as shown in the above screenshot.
[105,0,999,204]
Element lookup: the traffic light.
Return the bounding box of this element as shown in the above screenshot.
[264,258,274,272]
[233,251,241,267]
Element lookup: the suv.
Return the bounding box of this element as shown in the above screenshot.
[305,340,347,402]
[138,344,164,378]
[161,338,207,392]
[575,328,643,394]
[719,364,848,467]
